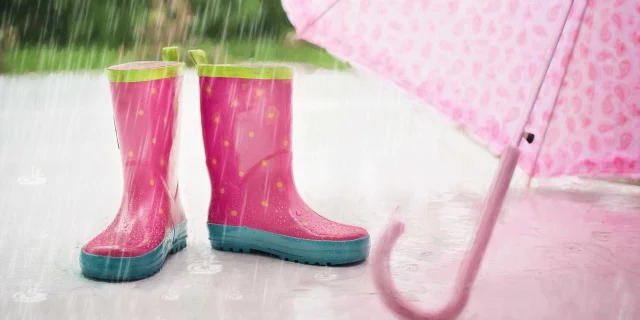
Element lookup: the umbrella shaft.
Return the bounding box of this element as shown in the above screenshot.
[459,146,520,289]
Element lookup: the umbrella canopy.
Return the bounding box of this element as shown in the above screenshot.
[283,0,640,179]
[282,0,640,319]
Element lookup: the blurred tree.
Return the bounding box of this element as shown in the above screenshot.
[0,0,66,45]
[0,0,294,48]
[0,25,19,72]
[187,0,294,42]
[146,0,193,53]
[261,0,294,37]
[0,0,148,47]
[65,0,149,47]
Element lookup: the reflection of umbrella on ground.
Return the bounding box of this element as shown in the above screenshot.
[282,0,640,318]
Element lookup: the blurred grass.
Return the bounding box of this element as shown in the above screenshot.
[216,40,350,70]
[3,40,350,74]
[3,47,135,74]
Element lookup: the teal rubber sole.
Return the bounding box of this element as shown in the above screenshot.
[80,220,188,281]
[208,224,370,266]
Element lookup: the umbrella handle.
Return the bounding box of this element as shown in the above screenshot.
[372,146,520,320]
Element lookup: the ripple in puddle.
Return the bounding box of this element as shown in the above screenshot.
[161,289,180,301]
[224,290,244,301]
[13,289,48,303]
[314,271,338,281]
[187,261,223,275]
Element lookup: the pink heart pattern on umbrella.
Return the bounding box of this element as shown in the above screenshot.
[283,0,640,179]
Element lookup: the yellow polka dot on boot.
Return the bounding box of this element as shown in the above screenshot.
[150,179,155,186]
[231,210,238,216]
[206,87,212,95]
[283,140,289,147]
[159,208,164,215]
[239,171,245,177]
[163,117,167,125]
[138,109,144,116]
[256,89,264,97]
[152,137,156,144]
[160,158,165,167]
[248,132,255,138]
[214,116,220,123]
[276,181,283,188]
[267,112,275,119]
[151,88,156,95]
[261,201,268,207]
[220,188,225,194]
[128,151,134,157]
[261,160,267,166]
[232,99,238,107]
[211,158,217,165]
[224,141,229,147]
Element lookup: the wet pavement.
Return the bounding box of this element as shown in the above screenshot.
[0,68,639,319]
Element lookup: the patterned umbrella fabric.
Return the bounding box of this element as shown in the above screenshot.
[282,0,640,319]
[283,0,640,178]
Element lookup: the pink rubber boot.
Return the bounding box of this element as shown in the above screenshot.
[190,50,369,265]
[80,47,187,281]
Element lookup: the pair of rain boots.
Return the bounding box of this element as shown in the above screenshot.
[80,47,370,281]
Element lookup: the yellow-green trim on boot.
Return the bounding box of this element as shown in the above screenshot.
[196,64,292,80]
[188,49,292,80]
[106,47,184,83]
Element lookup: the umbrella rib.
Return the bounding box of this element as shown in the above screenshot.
[296,0,344,36]
[528,1,589,180]
[511,0,576,147]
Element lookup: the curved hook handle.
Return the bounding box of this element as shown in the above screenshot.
[371,220,469,320]
[372,146,521,320]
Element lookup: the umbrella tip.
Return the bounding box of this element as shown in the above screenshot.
[524,132,535,144]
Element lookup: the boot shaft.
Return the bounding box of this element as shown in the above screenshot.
[197,65,294,177]
[107,61,184,194]
[189,53,301,226]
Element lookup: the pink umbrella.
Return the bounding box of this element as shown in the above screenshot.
[282,0,640,318]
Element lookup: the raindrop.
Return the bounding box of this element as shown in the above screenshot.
[17,167,47,186]
[12,288,48,303]
[314,270,338,281]
[161,289,180,301]
[187,261,223,275]
[224,290,244,301]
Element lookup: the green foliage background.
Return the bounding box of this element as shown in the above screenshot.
[1,0,293,47]
[0,0,348,73]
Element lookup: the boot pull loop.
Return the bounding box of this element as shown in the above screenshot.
[188,49,209,66]
[162,46,180,62]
